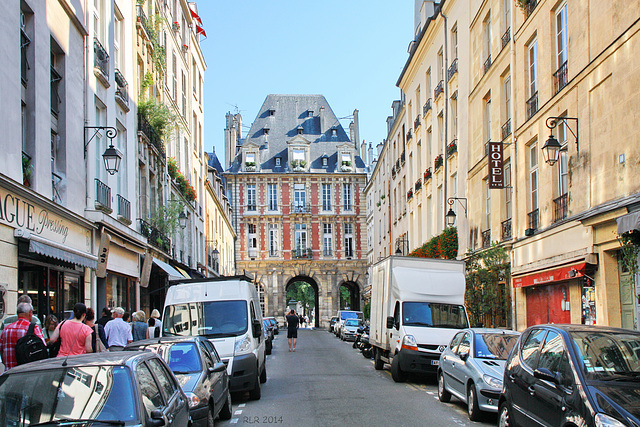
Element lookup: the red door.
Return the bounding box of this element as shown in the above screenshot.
[526,284,571,326]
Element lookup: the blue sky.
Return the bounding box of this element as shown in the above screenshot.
[196,1,414,163]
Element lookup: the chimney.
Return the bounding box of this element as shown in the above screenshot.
[377,142,384,158]
[415,1,436,36]
[353,109,360,154]
[368,142,374,165]
[360,140,367,165]
[319,106,325,135]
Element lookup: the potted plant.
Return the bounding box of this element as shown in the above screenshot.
[22,154,32,187]
[182,44,189,52]
[167,157,178,179]
[434,154,444,169]
[447,141,457,156]
[172,21,180,31]
[424,168,432,181]
[407,189,413,199]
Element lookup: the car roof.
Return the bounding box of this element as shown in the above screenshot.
[4,351,154,375]
[527,324,640,334]
[125,336,205,348]
[466,327,520,335]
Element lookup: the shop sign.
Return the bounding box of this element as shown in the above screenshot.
[96,232,111,278]
[513,262,586,288]
[488,141,504,189]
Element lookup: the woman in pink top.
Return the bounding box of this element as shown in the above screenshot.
[49,303,93,356]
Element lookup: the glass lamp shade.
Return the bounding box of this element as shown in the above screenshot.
[446,208,457,227]
[102,144,123,175]
[542,134,562,166]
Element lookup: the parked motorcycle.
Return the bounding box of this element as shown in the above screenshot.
[352,326,365,349]
[359,326,373,359]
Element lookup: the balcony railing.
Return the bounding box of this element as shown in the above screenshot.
[139,219,171,253]
[396,159,400,171]
[95,179,111,211]
[501,28,511,50]
[115,69,128,106]
[117,194,131,223]
[407,129,413,141]
[483,54,492,75]
[502,119,512,140]
[136,5,151,37]
[447,58,458,81]
[526,91,538,120]
[525,0,538,19]
[293,248,313,260]
[501,218,512,241]
[553,61,568,95]
[434,80,444,98]
[401,151,406,165]
[528,209,539,232]
[291,203,311,214]
[553,193,568,222]
[138,112,165,157]
[415,178,422,192]
[423,98,432,116]
[414,116,421,131]
[322,248,333,257]
[269,249,279,257]
[246,204,257,212]
[482,230,491,248]
[93,37,109,80]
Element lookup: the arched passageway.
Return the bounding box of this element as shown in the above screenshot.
[339,281,360,311]
[285,276,320,328]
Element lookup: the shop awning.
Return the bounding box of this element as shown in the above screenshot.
[152,258,184,280]
[174,266,191,279]
[617,211,640,235]
[513,262,586,288]
[15,229,98,269]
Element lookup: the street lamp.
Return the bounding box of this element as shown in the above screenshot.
[84,126,123,175]
[544,116,579,166]
[178,211,187,229]
[446,197,468,227]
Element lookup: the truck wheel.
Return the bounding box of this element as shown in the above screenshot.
[249,372,261,400]
[374,349,384,370]
[260,363,267,384]
[390,355,406,382]
[438,371,451,402]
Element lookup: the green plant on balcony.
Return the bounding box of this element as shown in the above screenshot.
[300,160,307,167]
[167,157,178,179]
[515,0,531,12]
[424,168,432,181]
[147,199,185,236]
[381,194,385,200]
[22,155,32,187]
[434,154,444,169]
[447,141,457,156]
[377,201,381,207]
[138,99,177,142]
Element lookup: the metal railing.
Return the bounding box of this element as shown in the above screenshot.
[482,230,491,248]
[483,54,492,75]
[415,178,422,192]
[138,219,171,253]
[414,116,421,131]
[138,112,165,157]
[525,0,538,19]
[269,249,279,257]
[93,37,109,79]
[115,69,128,106]
[291,203,311,214]
[136,5,150,36]
[501,28,511,50]
[423,98,432,116]
[528,209,539,231]
[501,218,512,241]
[526,92,538,120]
[322,248,333,257]
[447,58,458,81]
[434,80,444,98]
[502,119,512,141]
[401,151,406,165]
[293,248,312,260]
[117,194,131,222]
[50,66,61,116]
[95,179,111,210]
[407,129,413,141]
[246,204,257,212]
[553,61,568,95]
[553,194,568,222]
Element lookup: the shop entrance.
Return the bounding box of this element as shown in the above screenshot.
[526,283,571,326]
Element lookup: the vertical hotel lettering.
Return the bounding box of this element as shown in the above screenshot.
[488,141,504,189]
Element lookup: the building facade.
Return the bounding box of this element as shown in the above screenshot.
[224,95,368,327]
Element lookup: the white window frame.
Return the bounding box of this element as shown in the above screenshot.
[322,183,332,211]
[344,223,354,258]
[268,224,278,257]
[555,3,568,69]
[294,184,306,213]
[528,40,538,97]
[247,184,256,211]
[529,142,538,212]
[268,183,277,211]
[343,183,352,211]
[323,223,333,256]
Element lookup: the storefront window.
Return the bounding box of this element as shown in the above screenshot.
[64,275,81,312]
[106,274,135,313]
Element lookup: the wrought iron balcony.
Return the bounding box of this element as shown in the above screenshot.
[322,248,333,257]
[501,28,511,51]
[526,92,538,120]
[447,58,458,81]
[95,179,111,212]
[117,195,131,224]
[483,54,492,75]
[434,80,444,98]
[524,0,538,19]
[502,119,512,141]
[139,218,171,253]
[138,112,165,157]
[553,193,568,222]
[414,116,421,131]
[528,209,539,232]
[246,204,257,212]
[291,203,311,214]
[136,5,151,37]
[423,98,432,116]
[415,178,422,192]
[553,61,568,95]
[501,218,512,241]
[115,69,128,107]
[401,151,406,165]
[407,129,413,141]
[93,38,109,80]
[293,248,312,260]
[482,230,491,248]
[269,249,279,257]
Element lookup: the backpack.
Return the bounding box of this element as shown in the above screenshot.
[15,323,49,365]
[154,325,160,338]
[93,324,107,353]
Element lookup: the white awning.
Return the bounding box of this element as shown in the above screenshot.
[14,229,98,269]
[617,211,640,235]
[152,258,184,280]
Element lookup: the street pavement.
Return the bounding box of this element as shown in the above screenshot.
[218,328,497,426]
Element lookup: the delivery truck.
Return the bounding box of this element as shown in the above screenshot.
[370,256,469,382]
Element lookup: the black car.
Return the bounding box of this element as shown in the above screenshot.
[263,319,274,355]
[0,351,189,426]
[499,324,640,427]
[126,336,232,426]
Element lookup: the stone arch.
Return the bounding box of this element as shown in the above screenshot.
[336,270,365,312]
[285,275,320,328]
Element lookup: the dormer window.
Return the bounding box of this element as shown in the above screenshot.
[331,127,338,137]
[322,156,328,167]
[292,149,305,161]
[275,157,281,167]
[308,110,314,117]
[263,126,270,135]
[297,126,304,135]
[340,152,352,171]
[245,152,257,171]
[268,108,275,116]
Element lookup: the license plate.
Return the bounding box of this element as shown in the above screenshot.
[431,360,439,365]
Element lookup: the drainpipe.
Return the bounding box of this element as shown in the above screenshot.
[440,7,449,231]
[509,1,518,330]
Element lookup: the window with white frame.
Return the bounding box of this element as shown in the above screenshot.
[437,48,444,82]
[248,224,257,251]
[322,183,332,211]
[293,184,306,213]
[484,177,491,230]
[528,39,538,98]
[558,120,569,196]
[344,223,354,258]
[484,95,492,142]
[247,184,256,211]
[504,161,512,219]
[556,3,568,70]
[504,75,511,123]
[294,224,307,251]
[529,142,538,212]
[504,0,511,33]
[323,223,333,256]
[275,157,281,167]
[451,25,458,59]
[268,224,278,257]
[483,13,492,62]
[268,183,277,210]
[343,183,352,211]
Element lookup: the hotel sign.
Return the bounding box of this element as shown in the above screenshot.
[488,141,504,189]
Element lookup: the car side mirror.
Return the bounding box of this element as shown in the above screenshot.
[148,409,166,426]
[386,316,394,329]
[252,319,262,338]
[534,367,559,384]
[459,351,469,361]
[211,362,226,373]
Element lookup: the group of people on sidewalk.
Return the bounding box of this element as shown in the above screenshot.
[0,295,163,371]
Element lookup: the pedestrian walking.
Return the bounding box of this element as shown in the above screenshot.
[104,307,133,351]
[147,309,161,339]
[286,309,299,352]
[84,307,107,352]
[48,303,93,357]
[150,309,162,334]
[0,295,42,333]
[132,311,148,341]
[42,315,59,344]
[0,302,45,371]
[96,307,113,328]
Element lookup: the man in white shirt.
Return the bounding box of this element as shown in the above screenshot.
[104,307,133,351]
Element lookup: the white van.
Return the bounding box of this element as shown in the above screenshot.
[334,310,364,337]
[162,276,267,399]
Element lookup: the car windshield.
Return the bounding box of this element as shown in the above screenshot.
[0,366,137,424]
[340,312,360,320]
[168,343,202,374]
[345,319,360,326]
[474,333,519,360]
[571,330,640,381]
[402,302,469,329]
[163,300,248,337]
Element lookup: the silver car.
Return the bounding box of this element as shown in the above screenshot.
[437,328,520,421]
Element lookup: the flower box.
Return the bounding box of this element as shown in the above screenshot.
[424,168,432,181]
[172,21,180,31]
[182,44,189,52]
[407,190,413,200]
[434,154,443,169]
[447,141,457,156]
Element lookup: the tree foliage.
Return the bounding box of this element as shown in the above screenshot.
[287,281,315,316]
[339,286,352,309]
[409,227,458,259]
[148,199,185,236]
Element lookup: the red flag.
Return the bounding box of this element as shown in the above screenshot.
[196,25,207,38]
[190,9,203,26]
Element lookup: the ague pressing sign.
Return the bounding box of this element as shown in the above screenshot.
[488,141,504,189]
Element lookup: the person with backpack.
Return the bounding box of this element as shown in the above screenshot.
[0,302,46,371]
[84,307,107,353]
[48,303,93,356]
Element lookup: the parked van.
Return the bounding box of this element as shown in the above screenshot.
[334,310,364,337]
[162,275,267,400]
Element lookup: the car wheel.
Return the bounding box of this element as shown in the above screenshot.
[467,383,482,421]
[390,355,406,382]
[249,371,261,400]
[438,371,451,403]
[498,402,511,427]
[374,349,384,370]
[207,403,215,427]
[260,363,267,384]
[218,391,233,421]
